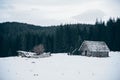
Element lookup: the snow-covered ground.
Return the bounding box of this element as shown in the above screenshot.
[0,52,120,80]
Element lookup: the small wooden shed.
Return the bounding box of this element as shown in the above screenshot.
[78,41,110,57]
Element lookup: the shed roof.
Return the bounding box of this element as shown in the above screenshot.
[79,41,110,52]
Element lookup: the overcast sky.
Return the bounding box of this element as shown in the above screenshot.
[0,0,120,26]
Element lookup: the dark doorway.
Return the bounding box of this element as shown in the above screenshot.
[85,50,87,56]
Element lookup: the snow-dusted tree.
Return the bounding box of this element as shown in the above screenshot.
[33,44,45,55]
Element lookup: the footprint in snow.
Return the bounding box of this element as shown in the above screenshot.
[34,74,38,76]
[31,61,35,63]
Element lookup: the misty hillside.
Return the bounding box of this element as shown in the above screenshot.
[0,18,120,57]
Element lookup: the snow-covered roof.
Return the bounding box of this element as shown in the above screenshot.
[17,50,36,54]
[79,40,110,52]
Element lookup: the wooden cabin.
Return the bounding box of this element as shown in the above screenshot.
[78,41,110,57]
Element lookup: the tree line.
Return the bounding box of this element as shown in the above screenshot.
[0,18,120,57]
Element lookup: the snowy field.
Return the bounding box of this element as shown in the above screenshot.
[0,52,120,80]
